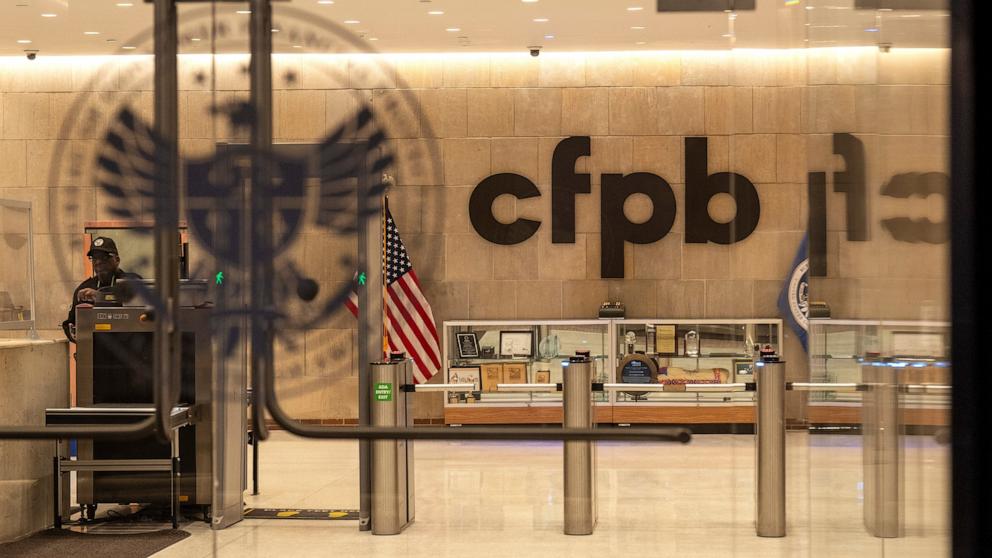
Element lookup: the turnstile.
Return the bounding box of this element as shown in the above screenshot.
[755,359,786,537]
[563,355,597,535]
[862,360,902,538]
[370,358,415,535]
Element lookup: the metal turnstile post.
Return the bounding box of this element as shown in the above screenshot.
[863,360,902,538]
[755,359,786,537]
[370,359,415,535]
[563,355,596,535]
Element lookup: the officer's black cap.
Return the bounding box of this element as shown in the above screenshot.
[87,236,119,257]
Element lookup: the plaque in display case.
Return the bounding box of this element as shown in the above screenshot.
[654,324,676,354]
[499,330,533,357]
[481,363,503,392]
[535,370,551,384]
[449,366,481,391]
[503,362,528,384]
[733,359,754,377]
[456,332,480,358]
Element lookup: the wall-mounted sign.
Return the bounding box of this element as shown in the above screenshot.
[470,133,949,280]
[469,136,761,278]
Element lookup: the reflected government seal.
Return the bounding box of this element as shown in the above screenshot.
[47,5,443,378]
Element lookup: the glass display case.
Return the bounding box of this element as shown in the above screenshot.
[442,318,782,424]
[443,320,611,409]
[0,199,38,338]
[808,319,951,422]
[612,319,781,407]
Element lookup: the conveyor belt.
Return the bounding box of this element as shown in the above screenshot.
[45,406,194,429]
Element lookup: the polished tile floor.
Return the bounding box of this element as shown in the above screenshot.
[150,431,950,558]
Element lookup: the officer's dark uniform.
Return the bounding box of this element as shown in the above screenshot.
[62,237,142,341]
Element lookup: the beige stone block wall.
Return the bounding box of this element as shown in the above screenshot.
[0,48,950,421]
[0,340,69,542]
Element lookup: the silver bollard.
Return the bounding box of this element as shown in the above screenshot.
[862,359,902,538]
[755,358,786,537]
[563,355,597,535]
[370,359,415,535]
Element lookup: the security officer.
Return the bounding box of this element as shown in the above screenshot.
[61,237,142,341]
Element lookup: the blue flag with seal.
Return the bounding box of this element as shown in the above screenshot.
[778,236,810,352]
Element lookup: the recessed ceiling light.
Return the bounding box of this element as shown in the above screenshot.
[41,13,57,18]
[122,46,136,50]
[271,28,279,32]
[428,10,444,15]
[292,45,302,48]
[446,27,461,32]
[16,39,31,44]
[627,6,643,11]
[369,37,379,41]
[317,0,335,4]
[344,19,360,24]
[544,34,554,39]
[116,2,133,6]
[631,26,646,30]
[533,18,549,22]
[84,31,100,35]
[521,0,539,3]
[191,37,201,41]
[236,10,251,14]
[636,41,647,45]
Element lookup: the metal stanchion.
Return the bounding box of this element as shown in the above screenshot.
[370,358,415,535]
[755,358,786,537]
[862,359,902,538]
[563,355,596,535]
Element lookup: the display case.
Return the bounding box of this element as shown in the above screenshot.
[611,319,781,425]
[443,320,611,424]
[0,199,38,338]
[442,318,782,425]
[808,319,950,425]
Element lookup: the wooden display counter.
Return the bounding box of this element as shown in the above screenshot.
[808,404,950,427]
[443,405,755,425]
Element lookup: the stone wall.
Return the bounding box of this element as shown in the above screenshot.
[0,48,949,420]
[0,339,69,541]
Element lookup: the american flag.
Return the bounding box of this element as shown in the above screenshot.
[346,206,440,384]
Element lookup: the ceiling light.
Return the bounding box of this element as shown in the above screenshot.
[41,13,57,17]
[16,39,31,44]
[446,27,460,31]
[636,41,647,45]
[428,10,444,15]
[627,6,643,11]
[271,28,279,32]
[236,10,251,14]
[84,31,100,35]
[631,26,646,30]
[369,37,379,41]
[292,45,302,48]
[544,34,555,39]
[344,19,360,24]
[533,17,549,22]
[116,2,133,6]
[122,46,136,50]
[191,37,201,41]
[317,0,335,3]
[521,0,539,3]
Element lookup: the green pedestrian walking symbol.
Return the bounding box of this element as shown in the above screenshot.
[358,272,366,286]
[215,271,224,285]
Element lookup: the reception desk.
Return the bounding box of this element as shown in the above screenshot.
[0,339,69,542]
